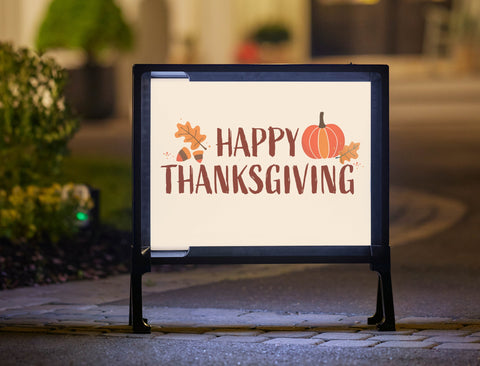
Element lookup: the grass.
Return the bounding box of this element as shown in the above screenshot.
[59,155,132,230]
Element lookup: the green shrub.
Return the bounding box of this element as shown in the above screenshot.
[0,43,84,244]
[252,23,291,44]
[36,0,133,64]
[0,183,93,244]
[0,42,79,189]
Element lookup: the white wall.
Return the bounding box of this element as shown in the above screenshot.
[0,0,50,47]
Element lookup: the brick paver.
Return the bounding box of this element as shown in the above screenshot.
[375,341,437,349]
[428,336,480,343]
[212,336,268,343]
[314,332,372,340]
[103,332,137,337]
[462,326,480,332]
[413,329,472,336]
[262,331,317,338]
[320,340,379,348]
[358,329,416,335]
[264,338,323,345]
[156,333,216,341]
[205,329,264,337]
[310,327,357,333]
[368,335,428,342]
[435,343,480,350]
[125,333,156,339]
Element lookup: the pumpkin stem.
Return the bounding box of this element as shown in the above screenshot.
[319,112,326,128]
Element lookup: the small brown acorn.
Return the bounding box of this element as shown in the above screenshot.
[176,147,191,161]
[193,150,203,163]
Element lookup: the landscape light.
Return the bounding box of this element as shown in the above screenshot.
[76,211,89,222]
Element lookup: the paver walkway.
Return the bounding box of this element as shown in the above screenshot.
[1,305,480,350]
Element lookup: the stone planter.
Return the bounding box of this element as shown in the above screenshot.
[258,43,292,63]
[65,64,115,119]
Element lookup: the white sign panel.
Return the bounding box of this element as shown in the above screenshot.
[150,79,371,251]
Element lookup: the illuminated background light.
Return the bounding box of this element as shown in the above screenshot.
[76,212,89,222]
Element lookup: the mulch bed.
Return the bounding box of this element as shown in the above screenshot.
[0,226,195,290]
[0,226,131,290]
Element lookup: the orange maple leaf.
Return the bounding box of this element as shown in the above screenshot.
[337,142,360,164]
[174,121,207,150]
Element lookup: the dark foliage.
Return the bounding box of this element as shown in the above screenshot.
[0,226,130,290]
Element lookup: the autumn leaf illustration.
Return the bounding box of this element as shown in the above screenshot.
[337,142,360,164]
[175,121,207,150]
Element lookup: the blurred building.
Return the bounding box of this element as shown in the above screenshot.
[312,0,453,56]
[0,0,478,119]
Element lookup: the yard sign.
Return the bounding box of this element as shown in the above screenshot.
[131,64,394,333]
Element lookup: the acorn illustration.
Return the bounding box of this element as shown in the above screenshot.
[193,150,203,163]
[176,147,191,162]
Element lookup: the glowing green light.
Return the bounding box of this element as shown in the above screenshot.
[76,212,89,221]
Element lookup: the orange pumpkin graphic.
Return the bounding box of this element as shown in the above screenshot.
[301,112,345,159]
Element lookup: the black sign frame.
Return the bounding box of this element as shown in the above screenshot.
[130,64,394,333]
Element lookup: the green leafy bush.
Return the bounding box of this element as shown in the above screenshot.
[0,183,93,244]
[36,0,133,64]
[252,23,291,44]
[0,43,85,244]
[0,42,79,189]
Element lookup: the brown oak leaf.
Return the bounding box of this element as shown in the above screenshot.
[338,142,360,164]
[175,121,207,150]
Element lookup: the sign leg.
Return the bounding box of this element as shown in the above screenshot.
[369,245,396,331]
[376,269,395,331]
[368,269,395,331]
[368,277,384,325]
[130,243,151,333]
[130,271,151,333]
